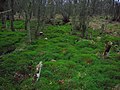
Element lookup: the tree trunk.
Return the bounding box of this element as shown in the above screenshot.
[81,24,87,38]
[103,42,112,58]
[0,0,6,29]
[1,14,6,29]
[10,0,15,31]
[35,5,41,39]
[24,11,32,43]
[27,2,32,43]
[27,19,32,43]
[25,12,28,30]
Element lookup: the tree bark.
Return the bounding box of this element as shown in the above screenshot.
[1,14,6,29]
[0,0,6,29]
[35,3,41,39]
[103,42,112,58]
[10,0,15,31]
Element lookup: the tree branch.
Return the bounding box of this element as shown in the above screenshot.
[0,9,12,14]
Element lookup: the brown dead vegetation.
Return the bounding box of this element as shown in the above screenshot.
[89,17,120,37]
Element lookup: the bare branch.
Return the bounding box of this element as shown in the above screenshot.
[0,9,12,14]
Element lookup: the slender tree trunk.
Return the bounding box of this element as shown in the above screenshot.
[82,24,87,38]
[35,0,44,39]
[25,11,32,43]
[35,6,40,39]
[0,0,6,29]
[10,0,15,31]
[27,18,32,43]
[27,2,32,43]
[25,11,28,30]
[1,14,6,29]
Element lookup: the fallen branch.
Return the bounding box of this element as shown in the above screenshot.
[33,61,43,83]
[0,9,12,14]
[37,61,42,81]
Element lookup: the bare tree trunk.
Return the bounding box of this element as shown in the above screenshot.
[35,0,46,39]
[35,4,41,39]
[81,24,87,38]
[1,14,6,29]
[25,1,32,43]
[27,18,31,43]
[25,11,28,30]
[24,11,31,43]
[0,0,6,29]
[10,0,15,31]
[103,42,112,58]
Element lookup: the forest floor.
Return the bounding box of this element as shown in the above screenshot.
[0,17,120,90]
[89,16,120,36]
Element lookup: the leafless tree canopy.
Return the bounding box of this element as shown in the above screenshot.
[0,0,120,40]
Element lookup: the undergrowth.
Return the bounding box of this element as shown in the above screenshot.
[0,21,120,90]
